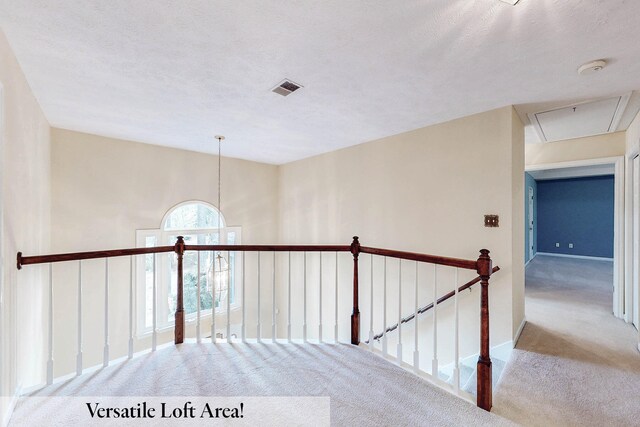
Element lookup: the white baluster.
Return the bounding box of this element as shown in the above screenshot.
[303,252,307,342]
[196,252,201,343]
[432,265,438,376]
[382,257,387,355]
[334,252,338,344]
[103,258,109,367]
[227,251,232,342]
[152,253,157,351]
[272,252,276,343]
[47,263,53,385]
[76,261,82,376]
[413,261,419,373]
[319,252,323,343]
[287,252,292,342]
[242,251,246,343]
[397,259,403,365]
[369,254,374,351]
[128,256,134,359]
[211,251,216,344]
[257,252,261,342]
[453,268,460,392]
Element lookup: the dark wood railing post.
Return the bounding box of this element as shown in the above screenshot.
[350,236,361,345]
[174,236,185,344]
[476,249,493,411]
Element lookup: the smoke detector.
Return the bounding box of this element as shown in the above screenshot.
[578,60,607,75]
[272,79,303,97]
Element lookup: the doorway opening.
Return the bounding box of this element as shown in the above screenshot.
[525,157,623,318]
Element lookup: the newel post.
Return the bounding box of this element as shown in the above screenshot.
[350,236,361,345]
[476,249,493,411]
[174,236,185,344]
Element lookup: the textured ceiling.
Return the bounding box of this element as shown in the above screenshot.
[1,0,640,164]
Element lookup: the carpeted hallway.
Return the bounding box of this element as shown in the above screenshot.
[493,255,640,426]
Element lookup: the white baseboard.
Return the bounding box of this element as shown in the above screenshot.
[514,318,527,347]
[536,252,613,262]
[447,340,515,371]
[2,385,21,427]
[525,253,537,268]
[491,340,515,361]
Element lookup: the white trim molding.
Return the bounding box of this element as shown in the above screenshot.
[525,253,536,268]
[624,151,636,324]
[514,318,527,346]
[2,385,21,427]
[536,252,614,262]
[525,156,624,172]
[614,157,625,319]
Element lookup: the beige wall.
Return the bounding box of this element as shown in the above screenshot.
[511,109,525,339]
[50,129,279,376]
[525,132,626,166]
[278,106,525,364]
[0,30,51,422]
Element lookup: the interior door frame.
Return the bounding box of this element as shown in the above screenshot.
[632,155,640,329]
[528,186,534,261]
[526,156,625,319]
[626,150,639,325]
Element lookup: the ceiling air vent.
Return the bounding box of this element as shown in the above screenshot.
[272,79,303,97]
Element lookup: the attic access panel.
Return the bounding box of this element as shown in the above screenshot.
[529,94,631,142]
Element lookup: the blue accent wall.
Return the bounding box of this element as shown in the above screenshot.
[537,176,614,258]
[525,173,537,264]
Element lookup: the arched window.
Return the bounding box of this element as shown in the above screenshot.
[163,202,224,231]
[136,201,241,336]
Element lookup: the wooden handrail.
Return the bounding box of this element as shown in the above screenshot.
[17,243,477,271]
[364,266,500,343]
[17,246,176,268]
[360,246,478,270]
[16,244,353,269]
[184,244,352,252]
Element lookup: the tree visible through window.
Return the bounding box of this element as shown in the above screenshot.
[136,201,241,335]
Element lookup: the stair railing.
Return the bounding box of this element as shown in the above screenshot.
[365,266,500,343]
[17,236,496,411]
[350,240,496,411]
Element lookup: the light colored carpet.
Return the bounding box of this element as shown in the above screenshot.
[12,343,513,426]
[493,255,640,427]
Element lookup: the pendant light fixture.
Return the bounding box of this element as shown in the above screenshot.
[212,135,229,307]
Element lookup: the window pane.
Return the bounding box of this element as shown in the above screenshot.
[167,233,219,319]
[164,203,223,230]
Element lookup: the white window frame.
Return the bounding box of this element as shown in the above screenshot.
[135,201,242,337]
